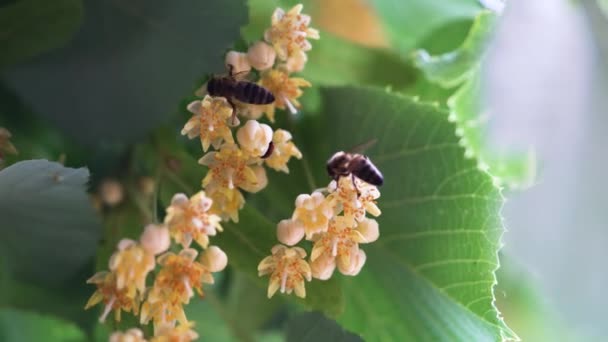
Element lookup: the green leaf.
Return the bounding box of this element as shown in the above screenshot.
[370,0,482,54]
[0,308,86,342]
[413,11,497,88]
[0,0,83,68]
[286,312,362,342]
[2,0,247,145]
[312,86,515,341]
[0,159,101,285]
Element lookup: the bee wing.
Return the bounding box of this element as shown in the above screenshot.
[348,139,378,155]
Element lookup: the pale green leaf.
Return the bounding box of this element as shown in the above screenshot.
[286,312,362,342]
[313,86,516,341]
[371,0,482,54]
[2,0,247,145]
[0,308,86,342]
[0,0,83,68]
[0,159,101,285]
[413,11,497,88]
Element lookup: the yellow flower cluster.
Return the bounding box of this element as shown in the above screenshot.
[86,192,228,341]
[258,177,381,298]
[183,3,318,222]
[0,127,18,165]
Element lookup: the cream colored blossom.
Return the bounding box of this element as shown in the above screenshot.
[258,245,312,298]
[292,191,333,239]
[238,165,268,194]
[264,129,302,173]
[151,322,199,342]
[247,41,276,71]
[264,4,320,60]
[309,251,336,280]
[285,50,307,73]
[207,187,245,222]
[108,239,155,299]
[164,192,223,249]
[141,249,216,327]
[200,143,259,193]
[85,271,139,322]
[276,219,305,246]
[327,177,381,225]
[225,50,251,75]
[182,96,234,152]
[259,68,311,115]
[310,216,377,276]
[236,120,273,158]
[110,328,147,342]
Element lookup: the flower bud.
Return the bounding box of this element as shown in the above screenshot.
[340,249,367,276]
[356,218,379,243]
[239,165,268,193]
[99,179,124,206]
[285,50,307,73]
[247,41,276,71]
[200,245,228,272]
[236,120,273,157]
[276,219,305,246]
[310,253,336,280]
[140,224,170,255]
[225,51,251,75]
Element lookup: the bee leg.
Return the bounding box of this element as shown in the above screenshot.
[227,98,239,126]
[351,174,361,197]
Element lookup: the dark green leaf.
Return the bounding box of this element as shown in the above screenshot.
[0,308,86,342]
[1,0,247,145]
[286,312,362,342]
[0,159,101,285]
[0,0,83,68]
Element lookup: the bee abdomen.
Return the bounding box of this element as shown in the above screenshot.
[351,156,384,186]
[235,82,275,104]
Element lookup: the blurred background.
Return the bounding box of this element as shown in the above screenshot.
[1,0,607,341]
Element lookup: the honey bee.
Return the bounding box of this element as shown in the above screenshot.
[326,151,384,188]
[207,64,275,124]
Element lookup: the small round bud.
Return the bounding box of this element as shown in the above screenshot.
[247,41,276,71]
[285,50,307,73]
[99,179,124,206]
[276,219,305,246]
[200,246,228,272]
[311,253,336,280]
[340,249,367,276]
[239,165,268,193]
[170,193,189,207]
[356,218,379,243]
[236,120,273,157]
[138,176,156,196]
[225,51,251,75]
[140,224,170,255]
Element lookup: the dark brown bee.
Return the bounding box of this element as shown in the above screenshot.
[207,64,275,123]
[326,151,384,188]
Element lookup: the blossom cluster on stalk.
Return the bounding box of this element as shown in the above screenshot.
[86,4,319,341]
[258,176,382,299]
[85,192,228,341]
[183,3,318,223]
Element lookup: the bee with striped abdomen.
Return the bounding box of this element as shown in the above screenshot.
[326,151,384,189]
[207,64,275,125]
